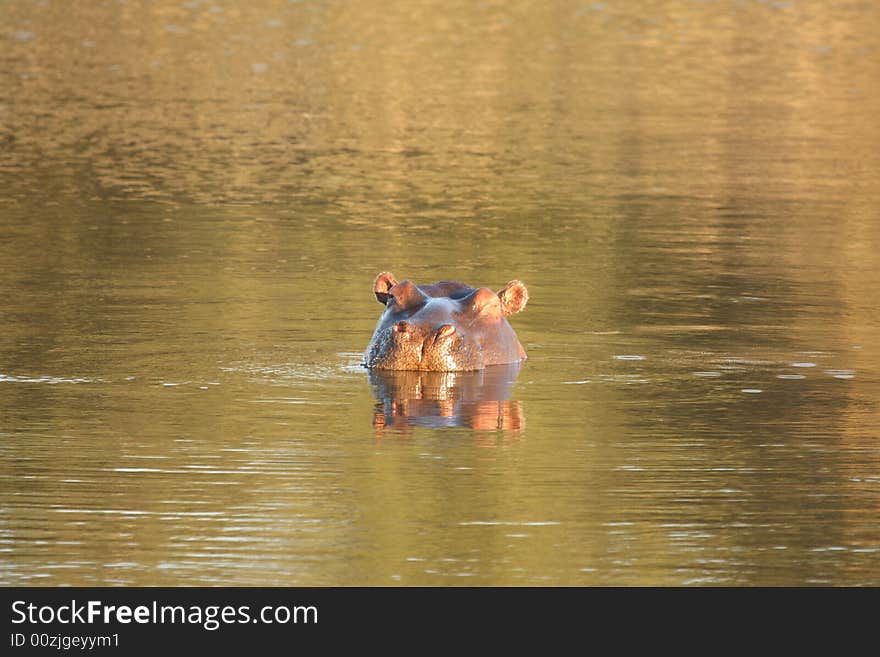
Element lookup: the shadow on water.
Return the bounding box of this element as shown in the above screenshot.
[368,362,524,435]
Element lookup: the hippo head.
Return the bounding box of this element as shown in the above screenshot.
[364,272,528,371]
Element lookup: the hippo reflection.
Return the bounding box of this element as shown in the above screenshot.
[364,272,528,371]
[369,362,525,433]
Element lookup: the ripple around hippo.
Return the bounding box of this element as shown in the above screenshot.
[364,272,528,372]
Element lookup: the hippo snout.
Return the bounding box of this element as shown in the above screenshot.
[369,321,469,371]
[364,272,528,372]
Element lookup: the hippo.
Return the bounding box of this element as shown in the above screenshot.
[364,272,528,371]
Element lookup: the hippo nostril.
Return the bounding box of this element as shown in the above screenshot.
[436,324,456,340]
[393,321,410,334]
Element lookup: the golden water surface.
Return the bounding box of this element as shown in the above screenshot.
[1,0,879,585]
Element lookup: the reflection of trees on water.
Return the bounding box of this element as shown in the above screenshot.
[1,0,879,585]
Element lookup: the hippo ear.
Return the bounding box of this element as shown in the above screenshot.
[498,280,528,316]
[374,272,398,303]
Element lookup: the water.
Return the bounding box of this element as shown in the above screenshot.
[1,0,879,586]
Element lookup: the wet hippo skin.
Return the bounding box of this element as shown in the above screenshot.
[364,271,528,371]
